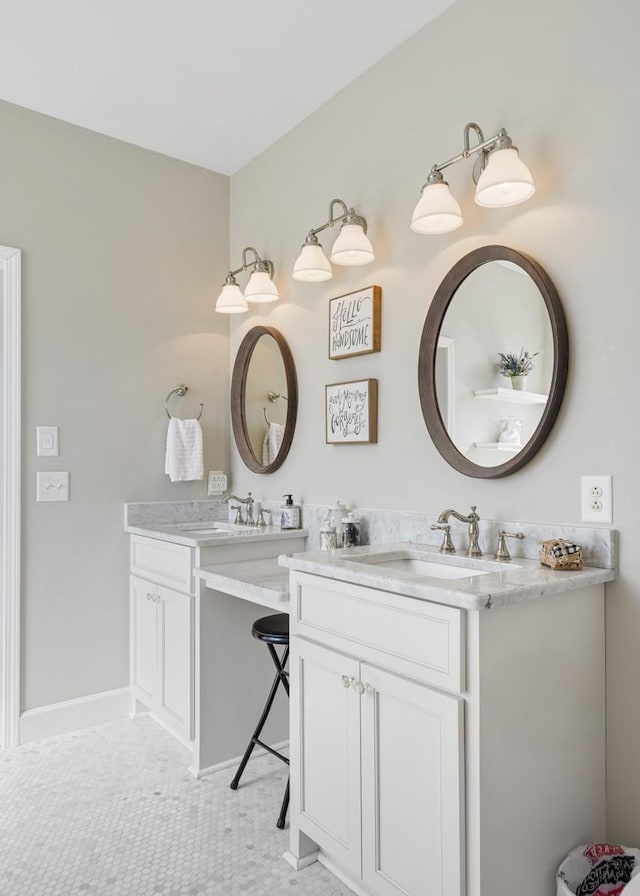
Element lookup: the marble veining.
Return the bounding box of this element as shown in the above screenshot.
[260,502,616,570]
[278,542,616,612]
[125,499,229,528]
[198,558,289,609]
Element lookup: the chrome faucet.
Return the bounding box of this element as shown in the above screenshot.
[222,492,255,525]
[436,505,482,557]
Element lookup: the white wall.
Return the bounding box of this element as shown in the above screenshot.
[228,0,640,840]
[0,100,230,712]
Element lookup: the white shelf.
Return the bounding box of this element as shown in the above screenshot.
[473,442,522,453]
[473,387,548,406]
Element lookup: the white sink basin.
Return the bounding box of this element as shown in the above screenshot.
[172,522,259,536]
[349,552,503,580]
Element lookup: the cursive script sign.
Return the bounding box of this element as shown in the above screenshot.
[329,285,381,360]
[325,379,378,444]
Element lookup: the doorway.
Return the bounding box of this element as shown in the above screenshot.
[1,245,21,748]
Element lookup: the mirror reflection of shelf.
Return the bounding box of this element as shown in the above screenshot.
[473,441,522,453]
[473,387,548,405]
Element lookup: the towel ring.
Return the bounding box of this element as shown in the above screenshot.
[263,407,271,424]
[165,385,204,421]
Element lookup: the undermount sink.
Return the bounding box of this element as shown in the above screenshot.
[172,522,259,535]
[348,552,504,580]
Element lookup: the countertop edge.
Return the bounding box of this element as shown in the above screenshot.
[278,544,616,611]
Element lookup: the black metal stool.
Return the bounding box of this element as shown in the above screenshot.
[229,612,290,829]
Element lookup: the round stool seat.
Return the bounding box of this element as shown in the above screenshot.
[252,613,289,645]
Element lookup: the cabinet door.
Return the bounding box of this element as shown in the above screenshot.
[292,638,362,879]
[131,576,158,707]
[360,665,464,896]
[157,585,193,742]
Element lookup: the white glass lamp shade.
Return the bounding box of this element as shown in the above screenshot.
[215,282,248,314]
[292,242,333,282]
[475,147,535,207]
[244,270,280,304]
[410,182,463,234]
[329,223,375,266]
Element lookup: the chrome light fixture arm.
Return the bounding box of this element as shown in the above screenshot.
[423,123,516,187]
[302,198,368,246]
[224,246,274,284]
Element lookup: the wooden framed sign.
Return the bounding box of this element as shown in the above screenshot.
[329,285,381,360]
[325,379,378,444]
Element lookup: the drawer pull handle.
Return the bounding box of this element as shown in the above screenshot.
[341,675,354,689]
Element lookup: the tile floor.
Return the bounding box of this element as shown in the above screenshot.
[0,717,352,896]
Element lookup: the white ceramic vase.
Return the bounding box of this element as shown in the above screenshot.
[510,375,527,391]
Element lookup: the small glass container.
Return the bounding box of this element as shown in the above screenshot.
[320,524,338,551]
[327,501,345,547]
[341,512,361,548]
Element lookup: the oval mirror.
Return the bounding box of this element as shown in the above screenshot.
[418,246,568,478]
[231,326,298,473]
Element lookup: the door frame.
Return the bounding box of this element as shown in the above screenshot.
[1,246,21,748]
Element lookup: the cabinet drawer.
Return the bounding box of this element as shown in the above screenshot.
[291,571,464,693]
[130,535,192,593]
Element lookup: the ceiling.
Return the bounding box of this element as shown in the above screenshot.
[0,0,455,175]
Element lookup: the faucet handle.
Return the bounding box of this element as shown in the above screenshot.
[431,523,456,554]
[230,505,244,526]
[494,530,525,561]
[256,507,270,528]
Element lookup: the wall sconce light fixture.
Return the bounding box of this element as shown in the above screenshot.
[215,246,279,314]
[293,198,374,282]
[411,123,535,235]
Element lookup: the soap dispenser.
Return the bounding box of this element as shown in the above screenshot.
[280,494,301,530]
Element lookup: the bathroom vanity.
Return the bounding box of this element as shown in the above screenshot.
[279,543,616,896]
[125,503,306,774]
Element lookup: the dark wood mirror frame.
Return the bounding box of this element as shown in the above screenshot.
[418,245,569,479]
[231,325,298,474]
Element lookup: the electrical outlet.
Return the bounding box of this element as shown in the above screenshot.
[580,475,612,523]
[207,471,227,495]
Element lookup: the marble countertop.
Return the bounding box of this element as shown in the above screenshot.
[197,558,290,612]
[125,521,308,548]
[278,542,616,611]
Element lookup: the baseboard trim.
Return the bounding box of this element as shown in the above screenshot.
[19,687,130,744]
[283,850,319,871]
[190,739,290,779]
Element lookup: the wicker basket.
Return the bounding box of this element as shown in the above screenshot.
[540,539,584,571]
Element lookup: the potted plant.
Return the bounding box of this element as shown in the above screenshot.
[497,348,538,390]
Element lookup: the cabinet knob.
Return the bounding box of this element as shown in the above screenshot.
[353,681,365,695]
[146,593,154,602]
[341,675,354,689]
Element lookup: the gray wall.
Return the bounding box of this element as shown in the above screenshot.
[228,0,640,840]
[0,100,230,711]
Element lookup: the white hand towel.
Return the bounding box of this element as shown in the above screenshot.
[262,421,284,466]
[165,418,204,482]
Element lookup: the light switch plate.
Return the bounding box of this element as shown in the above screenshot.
[37,471,69,502]
[36,425,59,457]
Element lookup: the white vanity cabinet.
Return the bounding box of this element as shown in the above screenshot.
[290,572,465,896]
[129,536,194,745]
[288,569,606,896]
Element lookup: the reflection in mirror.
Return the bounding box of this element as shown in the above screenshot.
[438,261,553,467]
[419,246,568,479]
[244,335,288,464]
[231,326,298,474]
